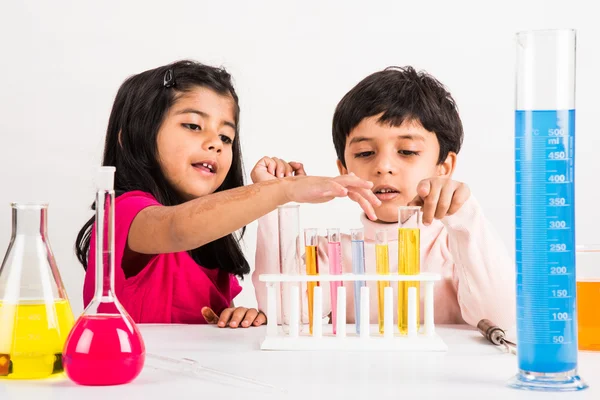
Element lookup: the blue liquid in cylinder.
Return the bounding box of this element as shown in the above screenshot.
[351,239,366,333]
[515,110,577,374]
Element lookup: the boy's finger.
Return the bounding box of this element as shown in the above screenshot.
[407,194,424,207]
[289,162,307,176]
[348,192,377,221]
[422,180,442,225]
[218,308,235,328]
[229,307,249,328]
[241,308,258,328]
[201,307,220,324]
[417,179,432,198]
[254,311,267,326]
[435,184,455,219]
[448,186,470,215]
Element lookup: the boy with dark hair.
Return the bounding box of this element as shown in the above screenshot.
[253,67,515,329]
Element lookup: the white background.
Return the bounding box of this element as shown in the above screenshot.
[0,0,598,313]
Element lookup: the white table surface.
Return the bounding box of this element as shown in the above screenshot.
[1,324,599,400]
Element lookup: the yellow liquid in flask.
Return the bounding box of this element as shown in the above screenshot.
[0,299,74,379]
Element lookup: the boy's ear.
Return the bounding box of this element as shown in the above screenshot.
[336,159,348,175]
[437,152,456,177]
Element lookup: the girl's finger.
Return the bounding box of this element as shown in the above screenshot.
[254,311,267,326]
[218,308,235,328]
[284,162,294,177]
[201,307,219,324]
[229,307,249,328]
[334,174,373,189]
[348,191,377,221]
[289,162,307,176]
[350,186,382,208]
[264,157,276,176]
[241,308,258,328]
[322,181,348,198]
[272,157,286,178]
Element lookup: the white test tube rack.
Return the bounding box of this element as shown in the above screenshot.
[258,272,447,352]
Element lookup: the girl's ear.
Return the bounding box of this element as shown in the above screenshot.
[437,152,456,177]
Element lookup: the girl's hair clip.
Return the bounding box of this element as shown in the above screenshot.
[163,68,176,88]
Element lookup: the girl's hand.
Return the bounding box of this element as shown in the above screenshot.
[201,306,267,328]
[251,156,306,183]
[408,177,470,225]
[285,174,381,221]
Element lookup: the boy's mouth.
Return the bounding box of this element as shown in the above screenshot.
[192,160,218,175]
[373,185,400,201]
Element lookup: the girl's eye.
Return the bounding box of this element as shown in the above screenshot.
[220,134,233,144]
[398,150,418,156]
[354,151,374,158]
[183,123,201,131]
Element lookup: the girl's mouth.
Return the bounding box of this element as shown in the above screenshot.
[192,161,217,175]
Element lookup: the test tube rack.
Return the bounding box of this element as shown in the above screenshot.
[258,273,447,352]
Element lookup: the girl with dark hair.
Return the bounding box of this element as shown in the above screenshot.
[75,60,379,327]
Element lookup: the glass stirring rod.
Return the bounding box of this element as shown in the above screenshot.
[145,353,286,393]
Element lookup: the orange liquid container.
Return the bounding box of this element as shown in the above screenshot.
[576,245,600,351]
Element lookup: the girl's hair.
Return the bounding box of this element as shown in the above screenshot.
[75,60,250,278]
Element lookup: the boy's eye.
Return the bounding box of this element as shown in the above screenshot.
[220,134,233,144]
[354,151,374,158]
[398,150,418,156]
[183,123,201,131]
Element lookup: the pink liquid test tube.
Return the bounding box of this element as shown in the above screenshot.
[327,228,343,334]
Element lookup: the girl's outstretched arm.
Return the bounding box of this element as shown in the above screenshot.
[128,174,379,255]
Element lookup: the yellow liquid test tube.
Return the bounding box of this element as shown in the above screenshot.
[304,228,320,335]
[375,229,390,334]
[398,206,421,335]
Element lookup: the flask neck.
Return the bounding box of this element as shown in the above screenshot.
[12,203,48,237]
[94,190,117,301]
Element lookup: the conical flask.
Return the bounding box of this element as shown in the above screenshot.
[0,203,75,379]
[62,166,145,386]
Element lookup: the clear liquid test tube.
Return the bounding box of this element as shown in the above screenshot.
[277,204,301,333]
[350,228,366,334]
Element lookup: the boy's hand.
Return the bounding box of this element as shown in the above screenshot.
[201,306,267,328]
[408,177,470,225]
[251,156,306,183]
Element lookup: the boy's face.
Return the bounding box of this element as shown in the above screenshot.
[337,115,454,223]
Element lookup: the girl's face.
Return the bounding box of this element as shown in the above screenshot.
[157,87,236,200]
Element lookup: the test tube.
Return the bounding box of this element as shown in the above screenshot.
[350,229,366,334]
[375,229,390,335]
[327,228,342,334]
[398,206,421,335]
[304,228,319,335]
[277,205,301,333]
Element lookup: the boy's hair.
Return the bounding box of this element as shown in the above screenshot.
[332,66,464,167]
[75,60,250,278]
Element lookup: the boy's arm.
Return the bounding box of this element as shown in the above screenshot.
[442,195,516,329]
